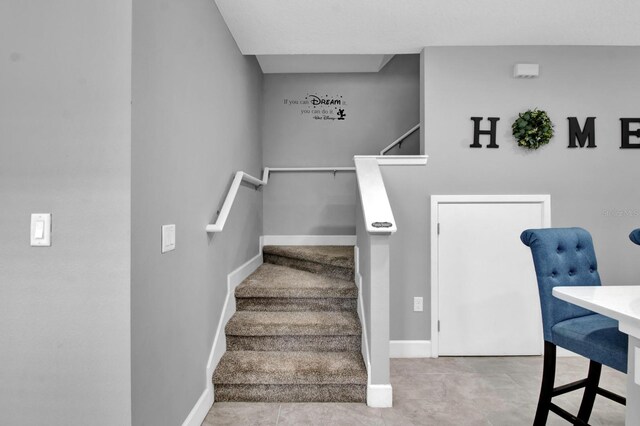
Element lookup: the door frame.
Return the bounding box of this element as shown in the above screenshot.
[430,194,551,357]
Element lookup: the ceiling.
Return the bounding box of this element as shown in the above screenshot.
[215,0,640,55]
[256,54,395,73]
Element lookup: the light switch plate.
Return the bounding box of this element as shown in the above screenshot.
[31,213,51,247]
[161,224,176,253]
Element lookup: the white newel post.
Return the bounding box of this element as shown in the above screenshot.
[355,156,397,408]
[369,234,391,387]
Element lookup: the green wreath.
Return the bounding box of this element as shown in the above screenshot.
[512,109,554,150]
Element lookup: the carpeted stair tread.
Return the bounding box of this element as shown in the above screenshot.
[235,263,357,299]
[263,246,354,281]
[263,245,354,269]
[213,351,367,385]
[226,311,361,336]
[227,335,360,352]
[236,297,356,312]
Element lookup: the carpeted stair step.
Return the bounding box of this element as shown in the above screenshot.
[213,351,367,402]
[225,311,361,351]
[235,263,357,312]
[263,245,354,281]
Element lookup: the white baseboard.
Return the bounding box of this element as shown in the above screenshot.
[262,235,356,246]
[182,244,263,426]
[367,384,393,408]
[208,249,263,373]
[181,387,213,426]
[390,340,432,358]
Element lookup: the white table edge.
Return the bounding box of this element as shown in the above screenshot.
[552,286,640,337]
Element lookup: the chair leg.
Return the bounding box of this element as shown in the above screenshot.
[576,360,602,425]
[534,341,557,426]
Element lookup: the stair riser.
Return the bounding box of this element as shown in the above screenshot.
[236,297,356,312]
[264,253,353,282]
[227,335,360,352]
[214,384,366,403]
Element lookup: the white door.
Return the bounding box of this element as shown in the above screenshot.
[436,199,546,356]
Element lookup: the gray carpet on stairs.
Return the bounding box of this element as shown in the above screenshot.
[235,263,357,299]
[213,245,367,403]
[262,245,354,281]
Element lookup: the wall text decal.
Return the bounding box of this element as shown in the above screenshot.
[471,116,640,149]
[470,117,500,148]
[283,93,347,121]
[568,117,596,148]
[621,118,640,149]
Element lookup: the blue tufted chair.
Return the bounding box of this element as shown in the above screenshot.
[521,227,627,426]
[631,229,640,246]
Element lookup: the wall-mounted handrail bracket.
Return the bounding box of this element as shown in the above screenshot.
[380,123,420,155]
[206,166,356,233]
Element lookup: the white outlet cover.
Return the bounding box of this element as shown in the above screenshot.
[161,224,176,253]
[413,297,424,312]
[31,213,51,247]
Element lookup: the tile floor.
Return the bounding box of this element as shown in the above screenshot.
[202,356,626,425]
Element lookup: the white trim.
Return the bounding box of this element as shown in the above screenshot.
[367,384,393,408]
[209,247,264,372]
[206,167,357,233]
[206,170,269,233]
[182,241,263,426]
[354,246,373,405]
[262,235,356,246]
[431,194,552,204]
[354,155,428,166]
[430,194,551,358]
[430,197,440,358]
[181,387,213,426]
[390,340,432,358]
[354,157,397,234]
[268,167,355,173]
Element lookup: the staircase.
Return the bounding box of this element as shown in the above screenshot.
[213,245,367,402]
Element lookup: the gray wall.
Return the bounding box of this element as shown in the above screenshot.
[262,55,420,235]
[0,1,132,424]
[423,46,640,339]
[131,1,263,425]
[381,166,430,341]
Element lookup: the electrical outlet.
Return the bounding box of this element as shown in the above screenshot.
[413,297,423,312]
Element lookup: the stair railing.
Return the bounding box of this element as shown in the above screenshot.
[379,123,420,155]
[354,156,396,407]
[206,167,355,233]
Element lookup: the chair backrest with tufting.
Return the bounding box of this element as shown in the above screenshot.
[521,227,599,341]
